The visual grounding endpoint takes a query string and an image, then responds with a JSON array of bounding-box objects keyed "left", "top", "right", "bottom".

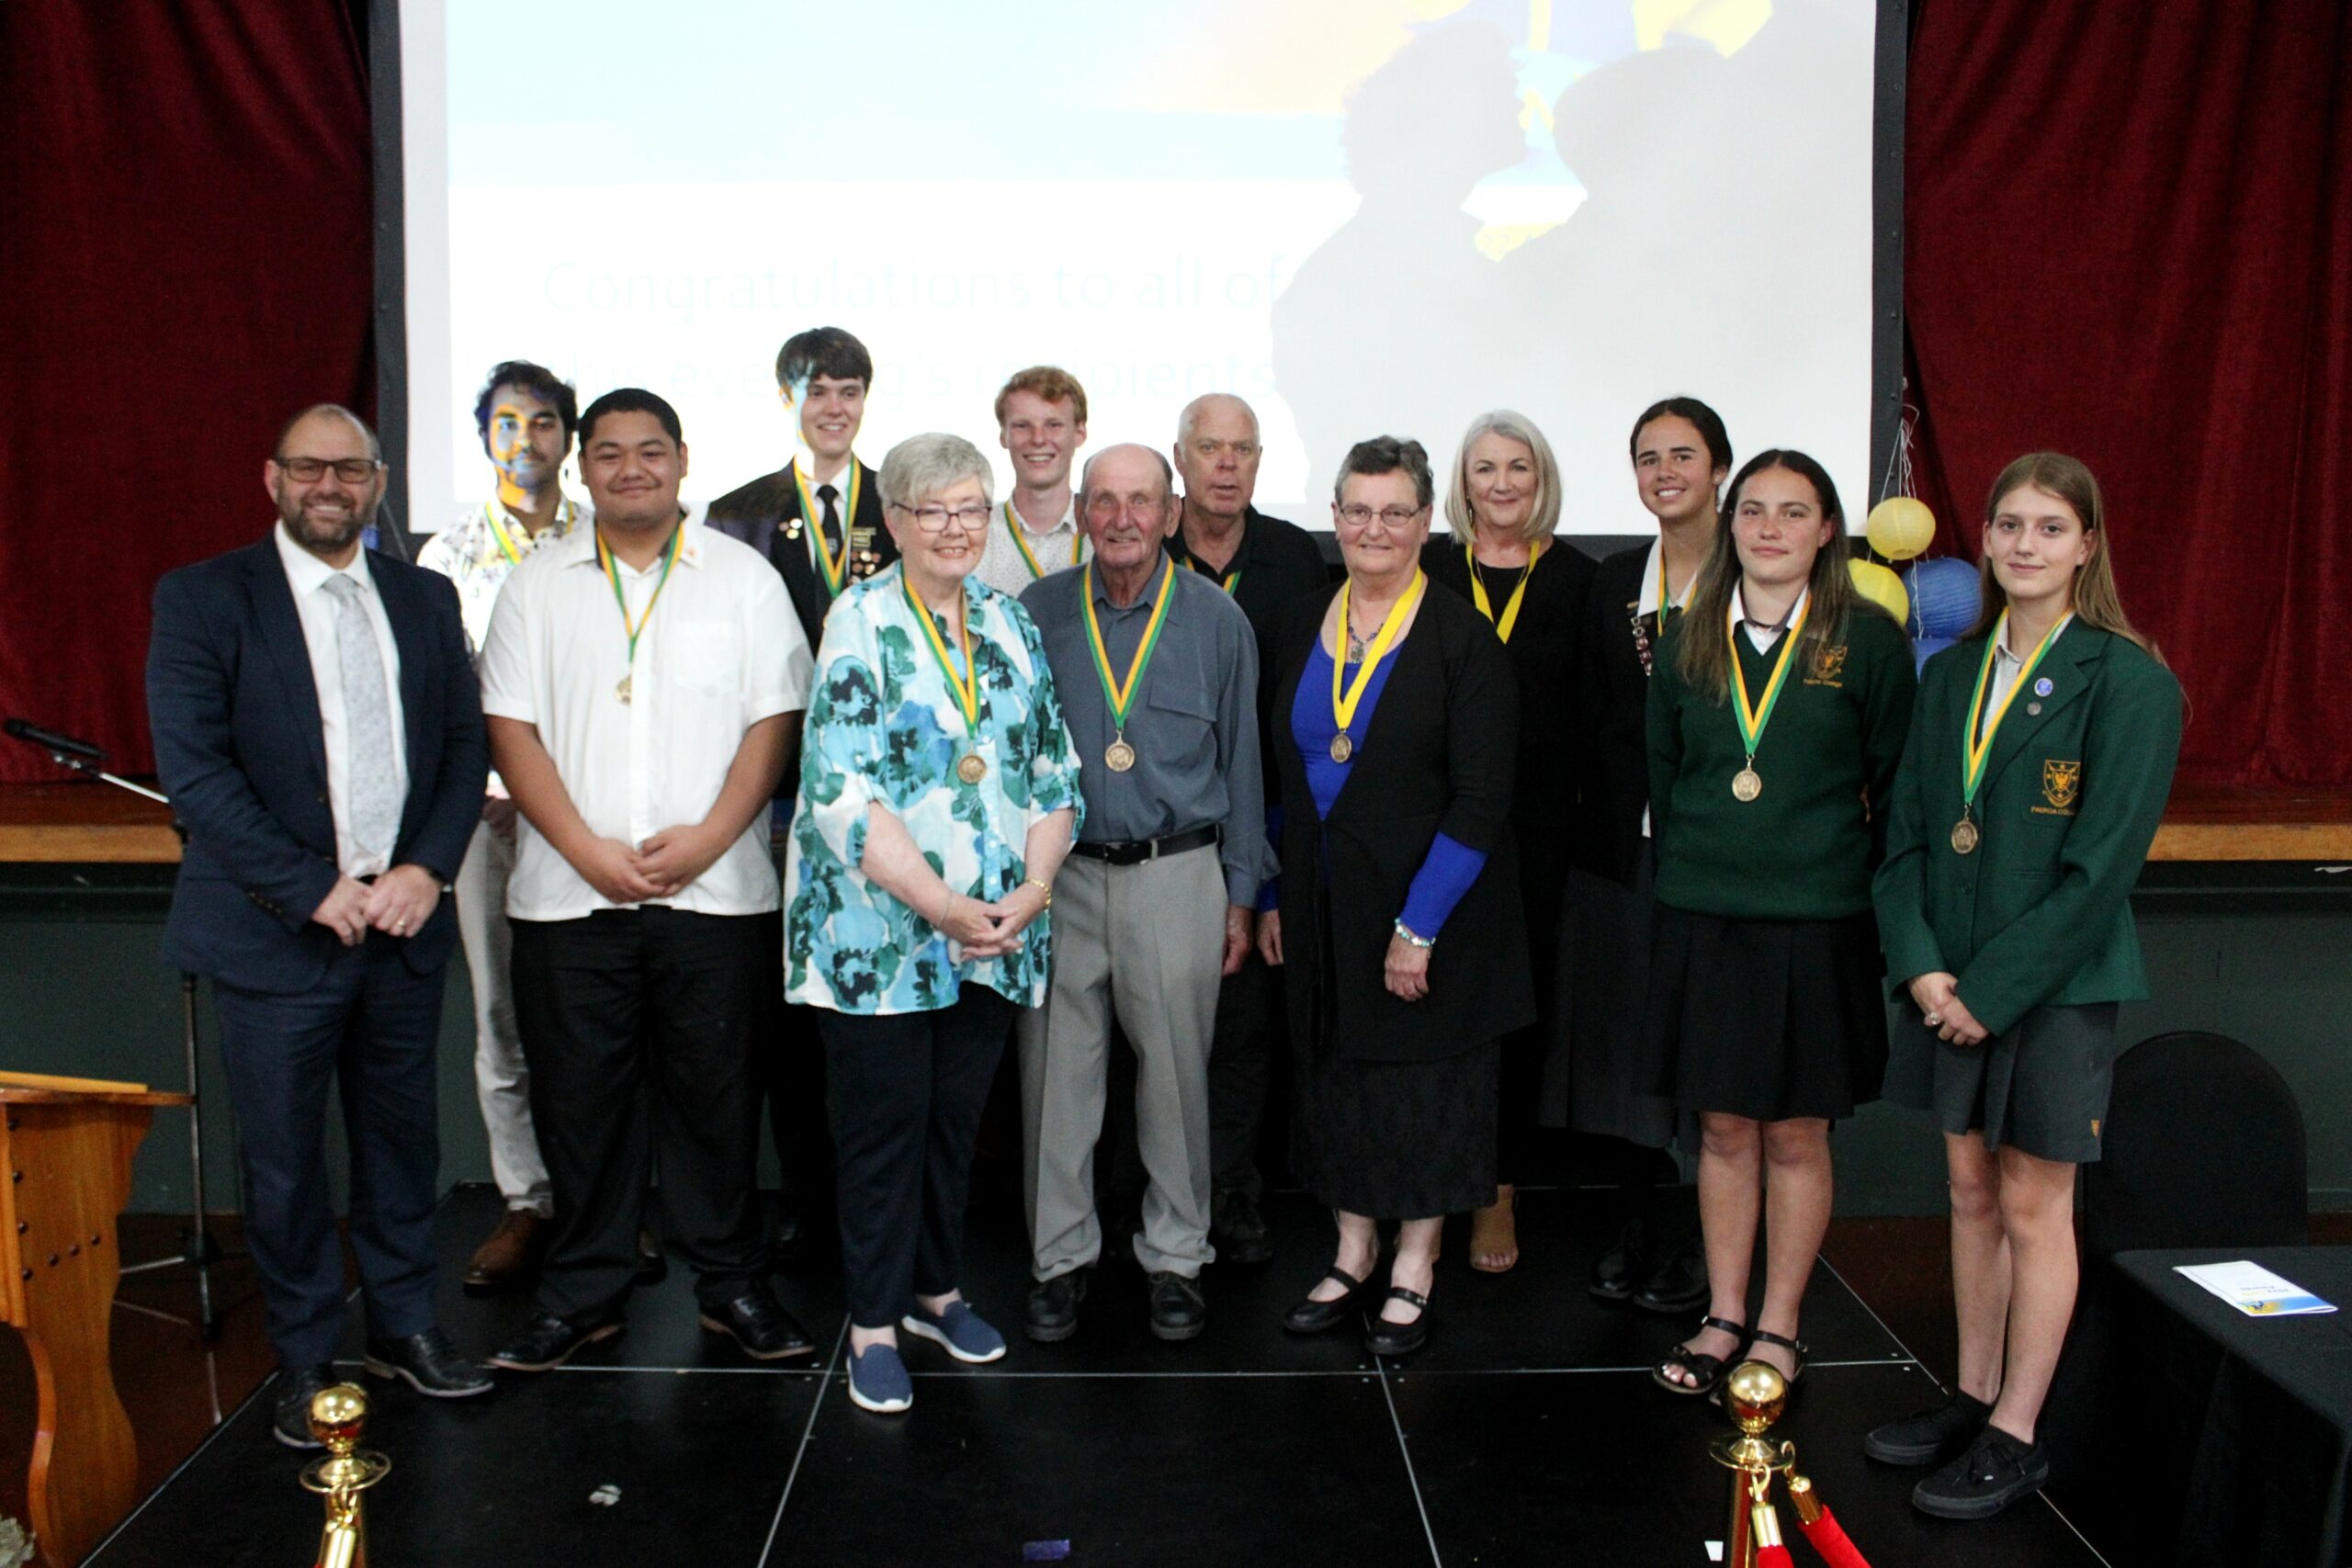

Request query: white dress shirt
[
  {"left": 1979, "top": 612, "right": 2073, "bottom": 738},
  {"left": 478, "top": 514, "right": 813, "bottom": 920},
  {"left": 1730, "top": 581, "right": 1811, "bottom": 653},
  {"left": 973, "top": 495, "right": 1086, "bottom": 599},
  {"left": 274, "top": 524, "right": 409, "bottom": 877}
]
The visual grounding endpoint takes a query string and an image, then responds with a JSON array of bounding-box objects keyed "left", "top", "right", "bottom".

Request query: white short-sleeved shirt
[
  {"left": 274, "top": 524, "right": 409, "bottom": 876},
  {"left": 478, "top": 513, "right": 812, "bottom": 919}
]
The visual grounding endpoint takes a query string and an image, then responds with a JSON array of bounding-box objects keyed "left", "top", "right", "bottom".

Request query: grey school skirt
[{"left": 1882, "top": 1000, "right": 2120, "bottom": 1165}]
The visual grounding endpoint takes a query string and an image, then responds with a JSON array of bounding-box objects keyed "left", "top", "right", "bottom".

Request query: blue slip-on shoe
[
  {"left": 846, "top": 1342, "right": 913, "bottom": 1414},
  {"left": 900, "top": 1299, "right": 1008, "bottom": 1364}
]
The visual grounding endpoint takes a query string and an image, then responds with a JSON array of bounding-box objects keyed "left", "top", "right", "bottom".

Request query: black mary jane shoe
[
  {"left": 1712, "top": 1327, "right": 1808, "bottom": 1406},
  {"left": 1363, "top": 1287, "right": 1430, "bottom": 1358},
  {"left": 1282, "top": 1266, "right": 1371, "bottom": 1334},
  {"left": 1650, "top": 1314, "right": 1751, "bottom": 1397}
]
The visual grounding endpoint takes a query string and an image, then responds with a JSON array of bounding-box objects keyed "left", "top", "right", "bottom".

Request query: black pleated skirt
[
  {"left": 1542, "top": 844, "right": 1680, "bottom": 1146},
  {"left": 1646, "top": 905, "right": 1887, "bottom": 1122}
]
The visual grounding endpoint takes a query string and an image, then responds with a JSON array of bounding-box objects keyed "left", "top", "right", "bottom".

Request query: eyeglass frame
[
  {"left": 888, "top": 500, "right": 993, "bottom": 534},
  {"left": 273, "top": 456, "right": 386, "bottom": 484}
]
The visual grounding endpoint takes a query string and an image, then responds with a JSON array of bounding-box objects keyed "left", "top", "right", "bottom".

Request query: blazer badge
[
  {"left": 1807, "top": 643, "right": 1849, "bottom": 683},
  {"left": 2041, "top": 759, "right": 2082, "bottom": 811}
]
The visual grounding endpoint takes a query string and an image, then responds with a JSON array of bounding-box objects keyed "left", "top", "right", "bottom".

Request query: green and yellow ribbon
[
  {"left": 1004, "top": 502, "right": 1085, "bottom": 579},
  {"left": 1332, "top": 570, "right": 1425, "bottom": 739},
  {"left": 482, "top": 496, "right": 575, "bottom": 567},
  {"left": 1726, "top": 595, "right": 1810, "bottom": 762},
  {"left": 1465, "top": 537, "right": 1546, "bottom": 643},
  {"left": 595, "top": 522, "right": 684, "bottom": 667},
  {"left": 1961, "top": 610, "right": 2069, "bottom": 811},
  {"left": 1186, "top": 555, "right": 1241, "bottom": 593},
  {"left": 1080, "top": 558, "right": 1176, "bottom": 737},
  {"left": 901, "top": 570, "right": 980, "bottom": 739},
  {"left": 791, "top": 460, "right": 862, "bottom": 599}
]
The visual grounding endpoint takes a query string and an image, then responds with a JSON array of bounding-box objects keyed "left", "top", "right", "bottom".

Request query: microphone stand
[{"left": 15, "top": 738, "right": 233, "bottom": 1346}]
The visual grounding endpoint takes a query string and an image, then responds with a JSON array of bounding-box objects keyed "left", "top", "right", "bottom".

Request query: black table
[{"left": 2104, "top": 1247, "right": 2352, "bottom": 1567}]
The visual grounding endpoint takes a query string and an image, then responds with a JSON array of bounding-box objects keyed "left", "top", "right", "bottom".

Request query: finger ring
[{"left": 1922, "top": 1013, "right": 1941, "bottom": 1027}]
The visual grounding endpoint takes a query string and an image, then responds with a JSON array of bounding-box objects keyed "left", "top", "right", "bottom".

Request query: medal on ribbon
[
  {"left": 1953, "top": 611, "right": 2069, "bottom": 853},
  {"left": 1082, "top": 558, "right": 1175, "bottom": 773},
  {"left": 596, "top": 522, "right": 684, "bottom": 705},
  {"left": 1004, "top": 502, "right": 1085, "bottom": 580},
  {"left": 901, "top": 570, "right": 988, "bottom": 783},
  {"left": 1465, "top": 537, "right": 1545, "bottom": 643},
  {"left": 1725, "top": 595, "right": 1809, "bottom": 799},
  {"left": 790, "top": 460, "right": 861, "bottom": 599},
  {"left": 1329, "top": 570, "right": 1425, "bottom": 763}
]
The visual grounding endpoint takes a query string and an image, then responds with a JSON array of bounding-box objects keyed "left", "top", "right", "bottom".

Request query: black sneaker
[
  {"left": 1912, "top": 1426, "right": 2049, "bottom": 1519},
  {"left": 1210, "top": 1190, "right": 1274, "bottom": 1265},
  {"left": 270, "top": 1363, "right": 337, "bottom": 1450},
  {"left": 363, "top": 1326, "right": 493, "bottom": 1397},
  {"left": 487, "top": 1310, "right": 624, "bottom": 1372},
  {"left": 1026, "top": 1269, "right": 1089, "bottom": 1343},
  {"left": 1632, "top": 1230, "right": 1711, "bottom": 1314},
  {"left": 697, "top": 1286, "right": 818, "bottom": 1361},
  {"left": 1147, "top": 1270, "right": 1207, "bottom": 1341},
  {"left": 1588, "top": 1218, "right": 1650, "bottom": 1301},
  {"left": 1864, "top": 1390, "right": 1991, "bottom": 1467}
]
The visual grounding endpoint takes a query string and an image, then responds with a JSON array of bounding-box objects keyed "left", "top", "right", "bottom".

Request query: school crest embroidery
[
  {"left": 2042, "top": 759, "right": 2082, "bottom": 811},
  {"left": 1808, "top": 643, "right": 1849, "bottom": 683}
]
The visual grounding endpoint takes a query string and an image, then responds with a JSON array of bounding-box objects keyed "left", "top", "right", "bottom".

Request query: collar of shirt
[
  {"left": 1728, "top": 580, "right": 1809, "bottom": 650},
  {"left": 486, "top": 492, "right": 584, "bottom": 553},
  {"left": 275, "top": 520, "right": 377, "bottom": 600},
  {"left": 556, "top": 508, "right": 709, "bottom": 574},
  {"left": 793, "top": 455, "right": 857, "bottom": 508},
  {"left": 1089, "top": 560, "right": 1168, "bottom": 615},
  {"left": 1636, "top": 536, "right": 1697, "bottom": 618},
  {"left": 1173, "top": 505, "right": 1252, "bottom": 574},
  {"left": 1009, "top": 494, "right": 1077, "bottom": 542},
  {"left": 1995, "top": 610, "right": 2074, "bottom": 667}
]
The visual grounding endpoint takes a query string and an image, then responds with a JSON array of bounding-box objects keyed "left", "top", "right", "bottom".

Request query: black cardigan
[
  {"left": 1267, "top": 581, "right": 1535, "bottom": 1064},
  {"left": 1571, "top": 543, "right": 1663, "bottom": 885}
]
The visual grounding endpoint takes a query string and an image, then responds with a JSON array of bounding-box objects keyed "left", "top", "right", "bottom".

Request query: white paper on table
[{"left": 2174, "top": 1260, "right": 2338, "bottom": 1317}]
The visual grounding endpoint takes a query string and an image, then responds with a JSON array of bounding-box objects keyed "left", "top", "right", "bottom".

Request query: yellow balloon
[
  {"left": 1865, "top": 495, "right": 1936, "bottom": 562},
  {"left": 1849, "top": 558, "right": 1910, "bottom": 624}
]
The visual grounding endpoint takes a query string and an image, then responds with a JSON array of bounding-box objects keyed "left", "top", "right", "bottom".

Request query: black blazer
[
  {"left": 1572, "top": 543, "right": 1668, "bottom": 885},
  {"left": 705, "top": 457, "right": 896, "bottom": 654},
  {"left": 146, "top": 536, "right": 488, "bottom": 994},
  {"left": 1268, "top": 582, "right": 1533, "bottom": 1063}
]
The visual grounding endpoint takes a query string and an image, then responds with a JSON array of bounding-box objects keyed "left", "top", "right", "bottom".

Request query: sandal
[
  {"left": 1467, "top": 1186, "right": 1520, "bottom": 1274},
  {"left": 1651, "top": 1314, "right": 1750, "bottom": 1397}
]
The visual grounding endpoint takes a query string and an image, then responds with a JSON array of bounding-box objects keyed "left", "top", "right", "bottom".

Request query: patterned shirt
[
  {"left": 786, "top": 564, "right": 1085, "bottom": 1014},
  {"left": 418, "top": 495, "right": 588, "bottom": 659}
]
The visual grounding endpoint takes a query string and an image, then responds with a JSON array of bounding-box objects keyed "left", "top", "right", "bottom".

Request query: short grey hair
[
  {"left": 1333, "top": 434, "right": 1433, "bottom": 511},
  {"left": 878, "top": 432, "right": 993, "bottom": 511},
  {"left": 1077, "top": 444, "right": 1175, "bottom": 502},
  {"left": 1443, "top": 409, "right": 1562, "bottom": 547},
  {"left": 1175, "top": 392, "right": 1260, "bottom": 449}
]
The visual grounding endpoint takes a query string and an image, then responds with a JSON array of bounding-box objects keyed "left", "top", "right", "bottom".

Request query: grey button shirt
[{"left": 1021, "top": 561, "right": 1271, "bottom": 908}]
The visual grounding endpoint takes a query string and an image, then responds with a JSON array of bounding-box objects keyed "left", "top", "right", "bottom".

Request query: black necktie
[{"left": 816, "top": 483, "right": 844, "bottom": 561}]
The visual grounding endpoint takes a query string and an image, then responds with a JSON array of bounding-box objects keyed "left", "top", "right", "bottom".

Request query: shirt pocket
[
  {"left": 1145, "top": 675, "right": 1218, "bottom": 774},
  {"left": 667, "top": 621, "right": 743, "bottom": 696}
]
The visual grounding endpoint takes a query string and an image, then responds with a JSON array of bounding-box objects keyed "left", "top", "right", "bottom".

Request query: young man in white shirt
[
  {"left": 972, "top": 366, "right": 1090, "bottom": 598},
  {"left": 477, "top": 388, "right": 818, "bottom": 1370}
]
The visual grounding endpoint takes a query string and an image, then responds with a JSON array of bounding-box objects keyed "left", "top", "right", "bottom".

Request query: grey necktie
[{"left": 322, "top": 574, "right": 400, "bottom": 865}]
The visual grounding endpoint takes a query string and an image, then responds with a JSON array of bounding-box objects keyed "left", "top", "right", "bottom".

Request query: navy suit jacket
[{"left": 147, "top": 535, "right": 489, "bottom": 993}]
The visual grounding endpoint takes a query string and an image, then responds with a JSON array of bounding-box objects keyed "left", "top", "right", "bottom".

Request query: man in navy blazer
[{"left": 147, "top": 405, "right": 495, "bottom": 1449}]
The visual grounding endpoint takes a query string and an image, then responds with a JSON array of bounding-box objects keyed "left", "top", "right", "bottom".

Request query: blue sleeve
[{"left": 1397, "top": 830, "right": 1487, "bottom": 940}]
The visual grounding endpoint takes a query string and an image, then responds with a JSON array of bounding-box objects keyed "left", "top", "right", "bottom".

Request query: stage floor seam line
[
  {"left": 1377, "top": 1353, "right": 1446, "bottom": 1568},
  {"left": 756, "top": 1315, "right": 849, "bottom": 1568}
]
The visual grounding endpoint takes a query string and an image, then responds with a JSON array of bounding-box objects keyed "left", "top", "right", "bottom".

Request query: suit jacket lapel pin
[{"left": 2033, "top": 675, "right": 2054, "bottom": 696}]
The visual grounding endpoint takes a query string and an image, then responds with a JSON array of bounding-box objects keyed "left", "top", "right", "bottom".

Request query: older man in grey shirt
[{"left": 1016, "top": 443, "right": 1267, "bottom": 1344}]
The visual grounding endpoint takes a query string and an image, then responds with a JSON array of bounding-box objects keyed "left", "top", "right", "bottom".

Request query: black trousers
[
  {"left": 818, "top": 984, "right": 1015, "bottom": 1329},
  {"left": 511, "top": 908, "right": 770, "bottom": 1320},
  {"left": 212, "top": 935, "right": 445, "bottom": 1369},
  {"left": 1206, "top": 949, "right": 1284, "bottom": 1201}
]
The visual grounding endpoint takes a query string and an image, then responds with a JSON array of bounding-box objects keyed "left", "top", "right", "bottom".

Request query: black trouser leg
[{"left": 1206, "top": 950, "right": 1280, "bottom": 1201}]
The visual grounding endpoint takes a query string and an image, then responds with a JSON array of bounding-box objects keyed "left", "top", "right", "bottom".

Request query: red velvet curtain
[
  {"left": 0, "top": 1, "right": 373, "bottom": 783},
  {"left": 1906, "top": 0, "right": 2352, "bottom": 787}
]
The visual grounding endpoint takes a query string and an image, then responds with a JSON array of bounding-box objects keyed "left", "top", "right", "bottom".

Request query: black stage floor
[{"left": 87, "top": 1186, "right": 2110, "bottom": 1566}]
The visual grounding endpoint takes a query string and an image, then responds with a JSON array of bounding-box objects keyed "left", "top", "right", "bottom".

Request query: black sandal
[
  {"left": 1711, "top": 1327, "right": 1810, "bottom": 1404},
  {"left": 1364, "top": 1287, "right": 1430, "bottom": 1358},
  {"left": 1651, "top": 1314, "right": 1750, "bottom": 1397},
  {"left": 1283, "top": 1267, "right": 1371, "bottom": 1335}
]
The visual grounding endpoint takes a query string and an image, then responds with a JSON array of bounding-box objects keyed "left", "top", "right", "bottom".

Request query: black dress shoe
[
  {"left": 1282, "top": 1266, "right": 1369, "bottom": 1334},
  {"left": 698, "top": 1286, "right": 818, "bottom": 1361},
  {"left": 771, "top": 1204, "right": 809, "bottom": 1269},
  {"left": 363, "top": 1326, "right": 492, "bottom": 1397},
  {"left": 1589, "top": 1218, "right": 1651, "bottom": 1301},
  {"left": 1210, "top": 1190, "right": 1274, "bottom": 1265},
  {"left": 1911, "top": 1427, "right": 2049, "bottom": 1519},
  {"left": 1364, "top": 1286, "right": 1430, "bottom": 1358},
  {"left": 488, "top": 1310, "right": 624, "bottom": 1372},
  {"left": 1147, "top": 1270, "right": 1207, "bottom": 1341},
  {"left": 1865, "top": 1390, "right": 1992, "bottom": 1467},
  {"left": 271, "top": 1363, "right": 337, "bottom": 1450},
  {"left": 1632, "top": 1230, "right": 1710, "bottom": 1314},
  {"left": 1025, "top": 1269, "right": 1089, "bottom": 1343}
]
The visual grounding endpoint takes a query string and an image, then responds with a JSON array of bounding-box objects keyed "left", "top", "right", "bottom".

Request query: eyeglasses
[
  {"left": 275, "top": 457, "right": 382, "bottom": 483},
  {"left": 894, "top": 502, "right": 991, "bottom": 534},
  {"left": 1335, "top": 504, "right": 1426, "bottom": 527}
]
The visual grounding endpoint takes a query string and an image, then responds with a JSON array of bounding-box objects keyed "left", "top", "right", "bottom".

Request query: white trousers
[{"left": 454, "top": 817, "right": 553, "bottom": 1215}]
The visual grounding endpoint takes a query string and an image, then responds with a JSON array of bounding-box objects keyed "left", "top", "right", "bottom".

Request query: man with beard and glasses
[{"left": 147, "top": 404, "right": 494, "bottom": 1450}]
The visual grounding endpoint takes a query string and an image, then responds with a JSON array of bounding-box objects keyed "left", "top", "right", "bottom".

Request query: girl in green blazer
[{"left": 1866, "top": 452, "right": 2182, "bottom": 1521}]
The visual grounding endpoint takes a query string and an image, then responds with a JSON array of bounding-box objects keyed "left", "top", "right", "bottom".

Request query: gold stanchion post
[
  {"left": 1708, "top": 1361, "right": 1794, "bottom": 1568},
  {"left": 300, "top": 1384, "right": 390, "bottom": 1568}
]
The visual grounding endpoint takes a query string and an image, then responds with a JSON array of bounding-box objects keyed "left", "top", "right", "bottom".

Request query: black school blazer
[{"left": 1267, "top": 581, "right": 1534, "bottom": 1064}]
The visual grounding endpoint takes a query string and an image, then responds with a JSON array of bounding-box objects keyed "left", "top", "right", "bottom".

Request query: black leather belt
[{"left": 1069, "top": 825, "right": 1220, "bottom": 866}]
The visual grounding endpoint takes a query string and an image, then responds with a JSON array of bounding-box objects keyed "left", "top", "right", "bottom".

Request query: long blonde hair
[
  {"left": 1676, "top": 449, "right": 1867, "bottom": 703},
  {"left": 1968, "top": 452, "right": 2162, "bottom": 662}
]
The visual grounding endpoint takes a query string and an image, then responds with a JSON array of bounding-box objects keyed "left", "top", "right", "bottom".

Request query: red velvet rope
[
  {"left": 1758, "top": 1546, "right": 1796, "bottom": 1568},
  {"left": 1794, "top": 1506, "right": 1871, "bottom": 1568}
]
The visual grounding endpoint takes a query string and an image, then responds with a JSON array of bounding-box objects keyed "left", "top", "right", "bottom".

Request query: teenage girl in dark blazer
[
  {"left": 1645, "top": 450, "right": 1916, "bottom": 1400},
  {"left": 1865, "top": 453, "right": 2181, "bottom": 1520}
]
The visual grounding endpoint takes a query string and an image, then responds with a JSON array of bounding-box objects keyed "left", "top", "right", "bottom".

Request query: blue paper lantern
[{"left": 1905, "top": 557, "right": 1981, "bottom": 641}]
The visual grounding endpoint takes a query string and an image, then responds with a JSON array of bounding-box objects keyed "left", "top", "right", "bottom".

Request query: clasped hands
[
  {"left": 939, "top": 881, "right": 1050, "bottom": 958},
  {"left": 310, "top": 864, "right": 442, "bottom": 947},
  {"left": 575, "top": 824, "right": 729, "bottom": 907},
  {"left": 1907, "top": 970, "right": 1988, "bottom": 1046}
]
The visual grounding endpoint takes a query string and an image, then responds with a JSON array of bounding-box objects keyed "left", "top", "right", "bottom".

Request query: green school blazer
[{"left": 1871, "top": 622, "right": 2183, "bottom": 1038}]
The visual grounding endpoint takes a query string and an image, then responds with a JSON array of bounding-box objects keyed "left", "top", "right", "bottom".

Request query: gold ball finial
[
  {"left": 1721, "top": 1359, "right": 1788, "bottom": 1436},
  {"left": 308, "top": 1383, "right": 369, "bottom": 1453}
]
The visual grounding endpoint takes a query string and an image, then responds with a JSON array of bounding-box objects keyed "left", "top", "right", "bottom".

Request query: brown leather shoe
[{"left": 463, "top": 1208, "right": 546, "bottom": 1296}]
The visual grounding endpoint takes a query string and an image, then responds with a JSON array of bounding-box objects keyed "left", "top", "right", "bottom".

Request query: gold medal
[
  {"left": 1725, "top": 597, "right": 1808, "bottom": 802},
  {"left": 1732, "top": 766, "right": 1762, "bottom": 802},
  {"left": 956, "top": 753, "right": 988, "bottom": 784},
  {"left": 1080, "top": 558, "right": 1176, "bottom": 777},
  {"left": 616, "top": 673, "right": 632, "bottom": 705},
  {"left": 1105, "top": 738, "right": 1136, "bottom": 773},
  {"left": 1328, "top": 571, "right": 1425, "bottom": 771},
  {"left": 1951, "top": 817, "right": 1980, "bottom": 855},
  {"left": 1329, "top": 733, "right": 1354, "bottom": 763}
]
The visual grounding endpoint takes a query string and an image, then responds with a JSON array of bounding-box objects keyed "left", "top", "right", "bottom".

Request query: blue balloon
[
  {"left": 1904, "top": 557, "right": 1982, "bottom": 641},
  {"left": 1912, "top": 634, "right": 1959, "bottom": 675}
]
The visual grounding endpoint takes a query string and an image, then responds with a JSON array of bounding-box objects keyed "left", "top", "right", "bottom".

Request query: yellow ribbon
[
  {"left": 1726, "top": 594, "right": 1810, "bottom": 761},
  {"left": 900, "top": 570, "right": 979, "bottom": 736},
  {"left": 1003, "top": 501, "right": 1084, "bottom": 579},
  {"left": 791, "top": 460, "right": 861, "bottom": 598},
  {"left": 1332, "top": 570, "right": 1426, "bottom": 740},
  {"left": 1465, "top": 537, "right": 1545, "bottom": 643},
  {"left": 1962, "top": 611, "right": 2070, "bottom": 807}
]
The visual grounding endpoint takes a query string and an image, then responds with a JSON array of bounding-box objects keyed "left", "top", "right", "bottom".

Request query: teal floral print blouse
[{"left": 786, "top": 564, "right": 1083, "bottom": 1014}]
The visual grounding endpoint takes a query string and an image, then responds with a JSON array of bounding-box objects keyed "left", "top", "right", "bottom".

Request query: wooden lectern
[{"left": 0, "top": 1072, "right": 190, "bottom": 1568}]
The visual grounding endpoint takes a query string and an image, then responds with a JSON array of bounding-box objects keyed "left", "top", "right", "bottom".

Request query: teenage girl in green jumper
[
  {"left": 1865, "top": 452, "right": 2181, "bottom": 1519},
  {"left": 1645, "top": 450, "right": 1915, "bottom": 1398}
]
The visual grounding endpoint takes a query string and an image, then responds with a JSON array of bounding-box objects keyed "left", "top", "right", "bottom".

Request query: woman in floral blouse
[{"left": 786, "top": 432, "right": 1083, "bottom": 1415}]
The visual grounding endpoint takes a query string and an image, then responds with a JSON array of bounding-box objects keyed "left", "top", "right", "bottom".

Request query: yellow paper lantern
[
  {"left": 1849, "top": 558, "right": 1910, "bottom": 624},
  {"left": 1865, "top": 495, "right": 1936, "bottom": 562}
]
